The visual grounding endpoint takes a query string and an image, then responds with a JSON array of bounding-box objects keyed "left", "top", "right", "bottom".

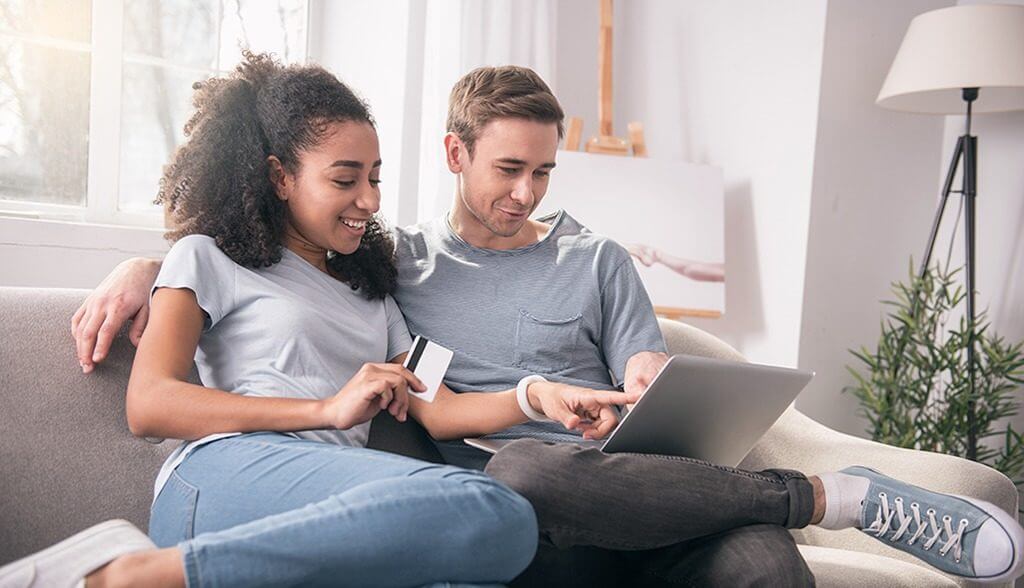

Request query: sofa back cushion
[
  {"left": 0, "top": 288, "right": 738, "bottom": 564},
  {"left": 0, "top": 287, "right": 440, "bottom": 563}
]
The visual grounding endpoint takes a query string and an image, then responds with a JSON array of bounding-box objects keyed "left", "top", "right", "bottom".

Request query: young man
[{"left": 71, "top": 66, "right": 1023, "bottom": 586}]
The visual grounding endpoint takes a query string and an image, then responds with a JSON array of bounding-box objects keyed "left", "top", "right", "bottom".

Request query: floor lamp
[{"left": 876, "top": 4, "right": 1024, "bottom": 459}]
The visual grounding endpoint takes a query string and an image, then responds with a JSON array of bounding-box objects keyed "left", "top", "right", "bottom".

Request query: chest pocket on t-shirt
[{"left": 513, "top": 310, "right": 582, "bottom": 373}]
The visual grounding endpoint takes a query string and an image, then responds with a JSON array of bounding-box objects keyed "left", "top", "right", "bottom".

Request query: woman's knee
[
  {"left": 446, "top": 470, "right": 539, "bottom": 580},
  {"left": 488, "top": 484, "right": 539, "bottom": 579}
]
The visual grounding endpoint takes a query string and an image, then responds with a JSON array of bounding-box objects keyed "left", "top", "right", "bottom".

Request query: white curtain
[
  {"left": 406, "top": 0, "right": 558, "bottom": 225},
  {"left": 310, "top": 0, "right": 558, "bottom": 227}
]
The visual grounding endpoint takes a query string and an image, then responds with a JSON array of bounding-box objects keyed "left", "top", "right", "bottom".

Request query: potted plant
[{"left": 846, "top": 261, "right": 1024, "bottom": 487}]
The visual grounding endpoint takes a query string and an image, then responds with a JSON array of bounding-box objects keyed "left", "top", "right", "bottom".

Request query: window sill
[{"left": 0, "top": 216, "right": 168, "bottom": 253}]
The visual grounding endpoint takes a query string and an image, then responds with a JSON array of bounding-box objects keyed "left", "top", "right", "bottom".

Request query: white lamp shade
[{"left": 877, "top": 3, "right": 1024, "bottom": 114}]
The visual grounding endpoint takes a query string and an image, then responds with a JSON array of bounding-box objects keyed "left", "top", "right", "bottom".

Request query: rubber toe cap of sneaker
[
  {"left": 0, "top": 563, "right": 36, "bottom": 588},
  {"left": 974, "top": 517, "right": 1023, "bottom": 580}
]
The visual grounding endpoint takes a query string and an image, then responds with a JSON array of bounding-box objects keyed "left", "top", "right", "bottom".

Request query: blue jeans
[{"left": 149, "top": 432, "right": 537, "bottom": 588}]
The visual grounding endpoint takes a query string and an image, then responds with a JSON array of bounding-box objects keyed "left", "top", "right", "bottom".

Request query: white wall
[
  {"left": 797, "top": 0, "right": 1024, "bottom": 438},
  {"left": 796, "top": 0, "right": 954, "bottom": 436},
  {"left": 956, "top": 104, "right": 1024, "bottom": 444},
  {"left": 934, "top": 0, "right": 1024, "bottom": 441},
  {"left": 556, "top": 0, "right": 828, "bottom": 368},
  {"left": 5, "top": 3, "right": 1020, "bottom": 446},
  {"left": 308, "top": 0, "right": 418, "bottom": 226},
  {"left": 415, "top": 0, "right": 558, "bottom": 222},
  {"left": 310, "top": 0, "right": 559, "bottom": 226},
  {"left": 946, "top": 105, "right": 1024, "bottom": 362}
]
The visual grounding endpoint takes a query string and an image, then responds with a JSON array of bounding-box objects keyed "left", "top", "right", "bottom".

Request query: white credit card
[{"left": 402, "top": 336, "right": 453, "bottom": 403}]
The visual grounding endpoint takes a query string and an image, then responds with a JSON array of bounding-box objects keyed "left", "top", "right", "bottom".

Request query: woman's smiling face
[{"left": 273, "top": 120, "right": 382, "bottom": 258}]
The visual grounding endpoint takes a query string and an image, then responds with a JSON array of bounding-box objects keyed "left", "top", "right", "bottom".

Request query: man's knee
[
  {"left": 633, "top": 524, "right": 813, "bottom": 587},
  {"left": 692, "top": 524, "right": 814, "bottom": 587},
  {"left": 741, "top": 539, "right": 813, "bottom": 587},
  {"left": 484, "top": 439, "right": 579, "bottom": 507}
]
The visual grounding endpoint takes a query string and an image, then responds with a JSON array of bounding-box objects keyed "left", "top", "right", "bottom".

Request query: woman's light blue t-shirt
[{"left": 148, "top": 235, "right": 412, "bottom": 501}]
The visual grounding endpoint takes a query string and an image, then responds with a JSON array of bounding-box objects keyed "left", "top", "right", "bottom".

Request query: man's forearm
[{"left": 136, "top": 257, "right": 164, "bottom": 282}]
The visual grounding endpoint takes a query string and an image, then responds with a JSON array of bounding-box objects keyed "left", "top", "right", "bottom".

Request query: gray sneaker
[
  {"left": 0, "top": 519, "right": 155, "bottom": 588},
  {"left": 843, "top": 466, "right": 1024, "bottom": 583}
]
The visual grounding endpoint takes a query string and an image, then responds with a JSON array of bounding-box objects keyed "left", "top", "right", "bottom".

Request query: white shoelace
[{"left": 865, "top": 492, "right": 971, "bottom": 562}]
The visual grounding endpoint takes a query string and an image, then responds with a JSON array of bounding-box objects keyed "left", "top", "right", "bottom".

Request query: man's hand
[
  {"left": 623, "top": 351, "right": 670, "bottom": 400},
  {"left": 526, "top": 382, "right": 639, "bottom": 440},
  {"left": 72, "top": 257, "right": 162, "bottom": 373}
]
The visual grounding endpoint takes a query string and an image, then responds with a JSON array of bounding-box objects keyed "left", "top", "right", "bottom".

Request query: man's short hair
[{"left": 447, "top": 65, "right": 565, "bottom": 156}]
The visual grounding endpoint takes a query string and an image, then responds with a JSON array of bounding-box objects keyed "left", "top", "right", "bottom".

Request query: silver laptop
[{"left": 465, "top": 355, "right": 814, "bottom": 467}]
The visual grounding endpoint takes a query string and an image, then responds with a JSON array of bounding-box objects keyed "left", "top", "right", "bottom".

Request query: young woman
[{"left": 0, "top": 53, "right": 634, "bottom": 588}]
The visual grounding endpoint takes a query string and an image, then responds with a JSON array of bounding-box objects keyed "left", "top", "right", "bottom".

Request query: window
[
  {"left": 0, "top": 1, "right": 92, "bottom": 208},
  {"left": 0, "top": 0, "right": 307, "bottom": 227}
]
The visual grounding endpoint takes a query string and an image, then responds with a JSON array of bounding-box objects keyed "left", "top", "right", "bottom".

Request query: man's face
[{"left": 447, "top": 118, "right": 559, "bottom": 241}]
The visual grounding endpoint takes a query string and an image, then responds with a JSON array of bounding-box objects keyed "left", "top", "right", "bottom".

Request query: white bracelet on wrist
[{"left": 516, "top": 375, "right": 549, "bottom": 422}]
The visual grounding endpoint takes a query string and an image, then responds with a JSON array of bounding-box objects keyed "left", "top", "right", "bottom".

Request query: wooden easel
[
  {"left": 561, "top": 0, "right": 722, "bottom": 321},
  {"left": 562, "top": 0, "right": 646, "bottom": 158}
]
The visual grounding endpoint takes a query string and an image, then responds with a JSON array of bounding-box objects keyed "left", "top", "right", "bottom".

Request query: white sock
[{"left": 816, "top": 472, "right": 871, "bottom": 530}]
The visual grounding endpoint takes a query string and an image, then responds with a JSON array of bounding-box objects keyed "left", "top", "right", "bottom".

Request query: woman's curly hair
[{"left": 157, "top": 51, "right": 396, "bottom": 299}]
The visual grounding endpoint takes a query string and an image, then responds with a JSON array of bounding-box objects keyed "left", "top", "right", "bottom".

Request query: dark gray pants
[{"left": 483, "top": 439, "right": 817, "bottom": 587}]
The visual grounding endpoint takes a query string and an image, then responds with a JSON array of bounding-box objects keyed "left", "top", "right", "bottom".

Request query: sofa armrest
[
  {"left": 741, "top": 407, "right": 1017, "bottom": 587},
  {"left": 798, "top": 544, "right": 957, "bottom": 587},
  {"left": 657, "top": 318, "right": 745, "bottom": 362},
  {"left": 658, "top": 317, "right": 1018, "bottom": 587}
]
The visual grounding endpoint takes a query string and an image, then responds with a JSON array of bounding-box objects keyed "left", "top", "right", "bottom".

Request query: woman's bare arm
[
  {"left": 125, "top": 287, "right": 329, "bottom": 440},
  {"left": 390, "top": 353, "right": 634, "bottom": 441},
  {"left": 411, "top": 386, "right": 527, "bottom": 441}
]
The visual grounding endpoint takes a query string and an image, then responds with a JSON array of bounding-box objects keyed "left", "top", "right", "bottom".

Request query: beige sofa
[{"left": 0, "top": 287, "right": 1016, "bottom": 586}]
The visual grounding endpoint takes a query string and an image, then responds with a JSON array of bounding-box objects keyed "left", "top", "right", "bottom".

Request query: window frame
[{"left": 0, "top": 0, "right": 310, "bottom": 228}]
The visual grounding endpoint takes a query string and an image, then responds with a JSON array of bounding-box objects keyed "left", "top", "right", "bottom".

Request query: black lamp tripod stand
[{"left": 914, "top": 87, "right": 980, "bottom": 459}]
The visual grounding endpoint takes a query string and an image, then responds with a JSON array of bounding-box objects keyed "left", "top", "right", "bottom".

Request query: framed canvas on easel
[{"left": 545, "top": 0, "right": 726, "bottom": 320}]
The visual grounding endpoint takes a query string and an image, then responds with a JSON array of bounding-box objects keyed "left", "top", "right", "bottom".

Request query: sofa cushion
[
  {"left": 1, "top": 288, "right": 175, "bottom": 561},
  {"left": 0, "top": 287, "right": 440, "bottom": 563}
]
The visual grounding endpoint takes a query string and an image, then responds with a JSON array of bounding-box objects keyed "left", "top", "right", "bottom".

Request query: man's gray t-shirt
[
  {"left": 149, "top": 234, "right": 412, "bottom": 500},
  {"left": 393, "top": 210, "right": 666, "bottom": 447}
]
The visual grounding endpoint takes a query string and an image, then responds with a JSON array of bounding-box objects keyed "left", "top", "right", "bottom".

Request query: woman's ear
[{"left": 267, "top": 155, "right": 290, "bottom": 200}]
